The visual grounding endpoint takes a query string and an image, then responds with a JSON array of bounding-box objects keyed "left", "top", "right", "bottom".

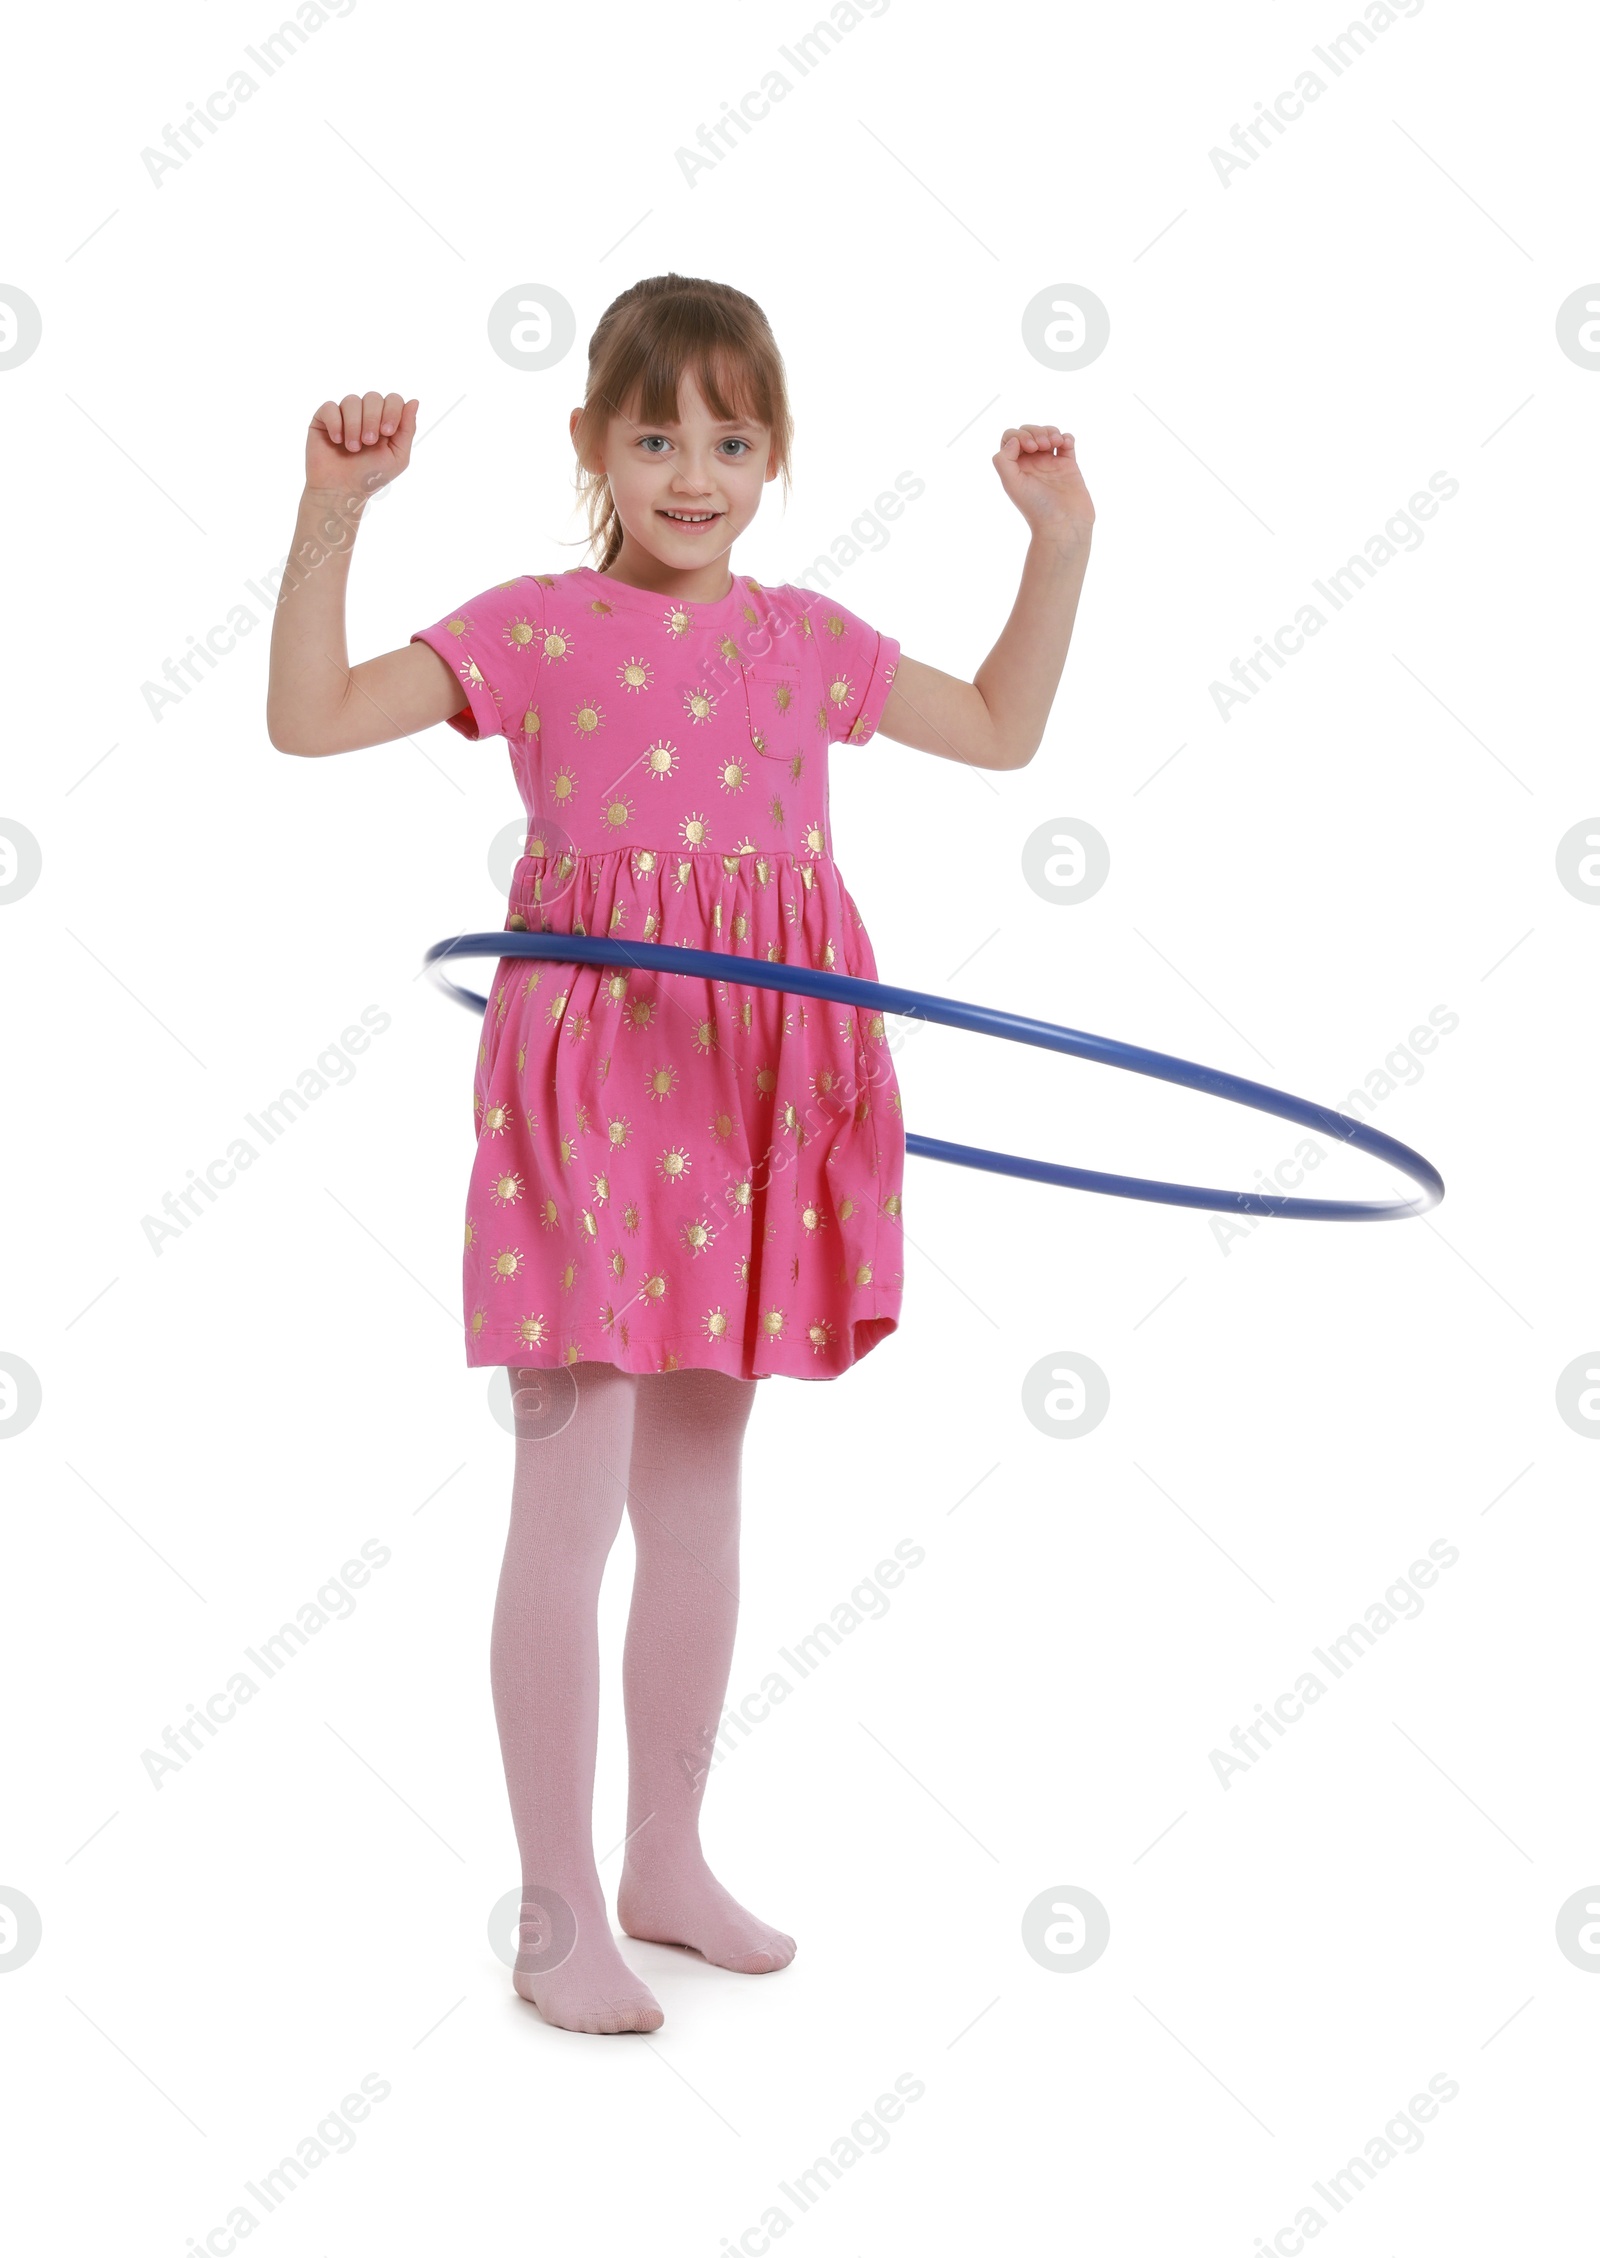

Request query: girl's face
[{"left": 573, "top": 365, "right": 778, "bottom": 576}]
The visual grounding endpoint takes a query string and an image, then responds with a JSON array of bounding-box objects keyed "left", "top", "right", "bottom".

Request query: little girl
[{"left": 265, "top": 272, "right": 1094, "bottom": 2036}]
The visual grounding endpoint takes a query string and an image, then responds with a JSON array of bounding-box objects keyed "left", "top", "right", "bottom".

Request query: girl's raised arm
[
  {"left": 265, "top": 390, "right": 469, "bottom": 757},
  {"left": 878, "top": 424, "right": 1094, "bottom": 773}
]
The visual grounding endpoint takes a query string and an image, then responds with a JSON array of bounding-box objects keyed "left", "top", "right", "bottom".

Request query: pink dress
[{"left": 411, "top": 564, "right": 907, "bottom": 1383}]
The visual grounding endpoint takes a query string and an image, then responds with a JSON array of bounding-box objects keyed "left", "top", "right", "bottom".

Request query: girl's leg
[
  {"left": 616, "top": 1367, "right": 796, "bottom": 1974},
  {"left": 490, "top": 1358, "right": 664, "bottom": 2035}
]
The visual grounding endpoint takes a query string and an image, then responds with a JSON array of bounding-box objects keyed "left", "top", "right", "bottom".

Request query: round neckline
[{"left": 570, "top": 564, "right": 754, "bottom": 619}]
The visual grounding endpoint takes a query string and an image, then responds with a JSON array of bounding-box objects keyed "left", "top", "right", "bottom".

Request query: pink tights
[{"left": 490, "top": 1359, "right": 795, "bottom": 2035}]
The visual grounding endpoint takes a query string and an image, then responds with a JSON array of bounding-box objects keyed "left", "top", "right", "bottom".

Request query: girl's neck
[{"left": 596, "top": 535, "right": 738, "bottom": 607}]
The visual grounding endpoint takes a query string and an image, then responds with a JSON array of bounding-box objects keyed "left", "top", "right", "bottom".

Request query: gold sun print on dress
[
  {"left": 601, "top": 792, "right": 636, "bottom": 833},
  {"left": 488, "top": 1168, "right": 526, "bottom": 1209},
  {"left": 717, "top": 758, "right": 749, "bottom": 795},
  {"left": 571, "top": 696, "right": 605, "bottom": 736},
  {"left": 503, "top": 615, "right": 537, "bottom": 653},
  {"left": 646, "top": 1063, "right": 681, "bottom": 1103},
  {"left": 540, "top": 622, "right": 574, "bottom": 662},
  {"left": 824, "top": 669, "right": 857, "bottom": 723},
  {"left": 807, "top": 1062, "right": 854, "bottom": 1114},
  {"left": 617, "top": 655, "right": 653, "bottom": 692},
  {"left": 656, "top": 1145, "right": 692, "bottom": 1186},
  {"left": 644, "top": 739, "right": 678, "bottom": 781},
  {"left": 777, "top": 1096, "right": 811, "bottom": 1146},
  {"left": 683, "top": 685, "right": 718, "bottom": 725},
  {"left": 678, "top": 811, "right": 712, "bottom": 849}
]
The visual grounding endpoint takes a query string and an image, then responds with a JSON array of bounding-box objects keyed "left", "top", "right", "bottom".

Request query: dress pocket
[{"left": 741, "top": 660, "right": 807, "bottom": 761}]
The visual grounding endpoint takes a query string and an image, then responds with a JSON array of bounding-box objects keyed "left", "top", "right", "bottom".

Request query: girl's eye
[{"left": 720, "top": 438, "right": 751, "bottom": 457}]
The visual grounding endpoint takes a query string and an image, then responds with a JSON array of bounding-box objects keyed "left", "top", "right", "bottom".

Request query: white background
[{"left": 3, "top": 0, "right": 1597, "bottom": 2251}]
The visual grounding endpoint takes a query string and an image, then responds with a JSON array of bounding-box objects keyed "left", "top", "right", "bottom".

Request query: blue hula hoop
[{"left": 423, "top": 931, "right": 1444, "bottom": 1224}]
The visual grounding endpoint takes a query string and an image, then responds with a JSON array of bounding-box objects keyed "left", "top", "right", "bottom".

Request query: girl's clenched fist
[{"left": 305, "top": 390, "right": 419, "bottom": 497}]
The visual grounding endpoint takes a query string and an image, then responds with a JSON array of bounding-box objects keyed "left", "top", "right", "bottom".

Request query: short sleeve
[
  {"left": 410, "top": 576, "right": 544, "bottom": 742},
  {"left": 805, "top": 595, "right": 901, "bottom": 746}
]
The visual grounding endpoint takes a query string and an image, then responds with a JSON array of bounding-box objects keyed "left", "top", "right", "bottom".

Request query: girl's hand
[
  {"left": 991, "top": 424, "right": 1095, "bottom": 548},
  {"left": 304, "top": 390, "right": 419, "bottom": 498}
]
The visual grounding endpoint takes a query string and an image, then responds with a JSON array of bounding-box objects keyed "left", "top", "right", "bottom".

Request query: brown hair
[{"left": 568, "top": 273, "right": 794, "bottom": 570}]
